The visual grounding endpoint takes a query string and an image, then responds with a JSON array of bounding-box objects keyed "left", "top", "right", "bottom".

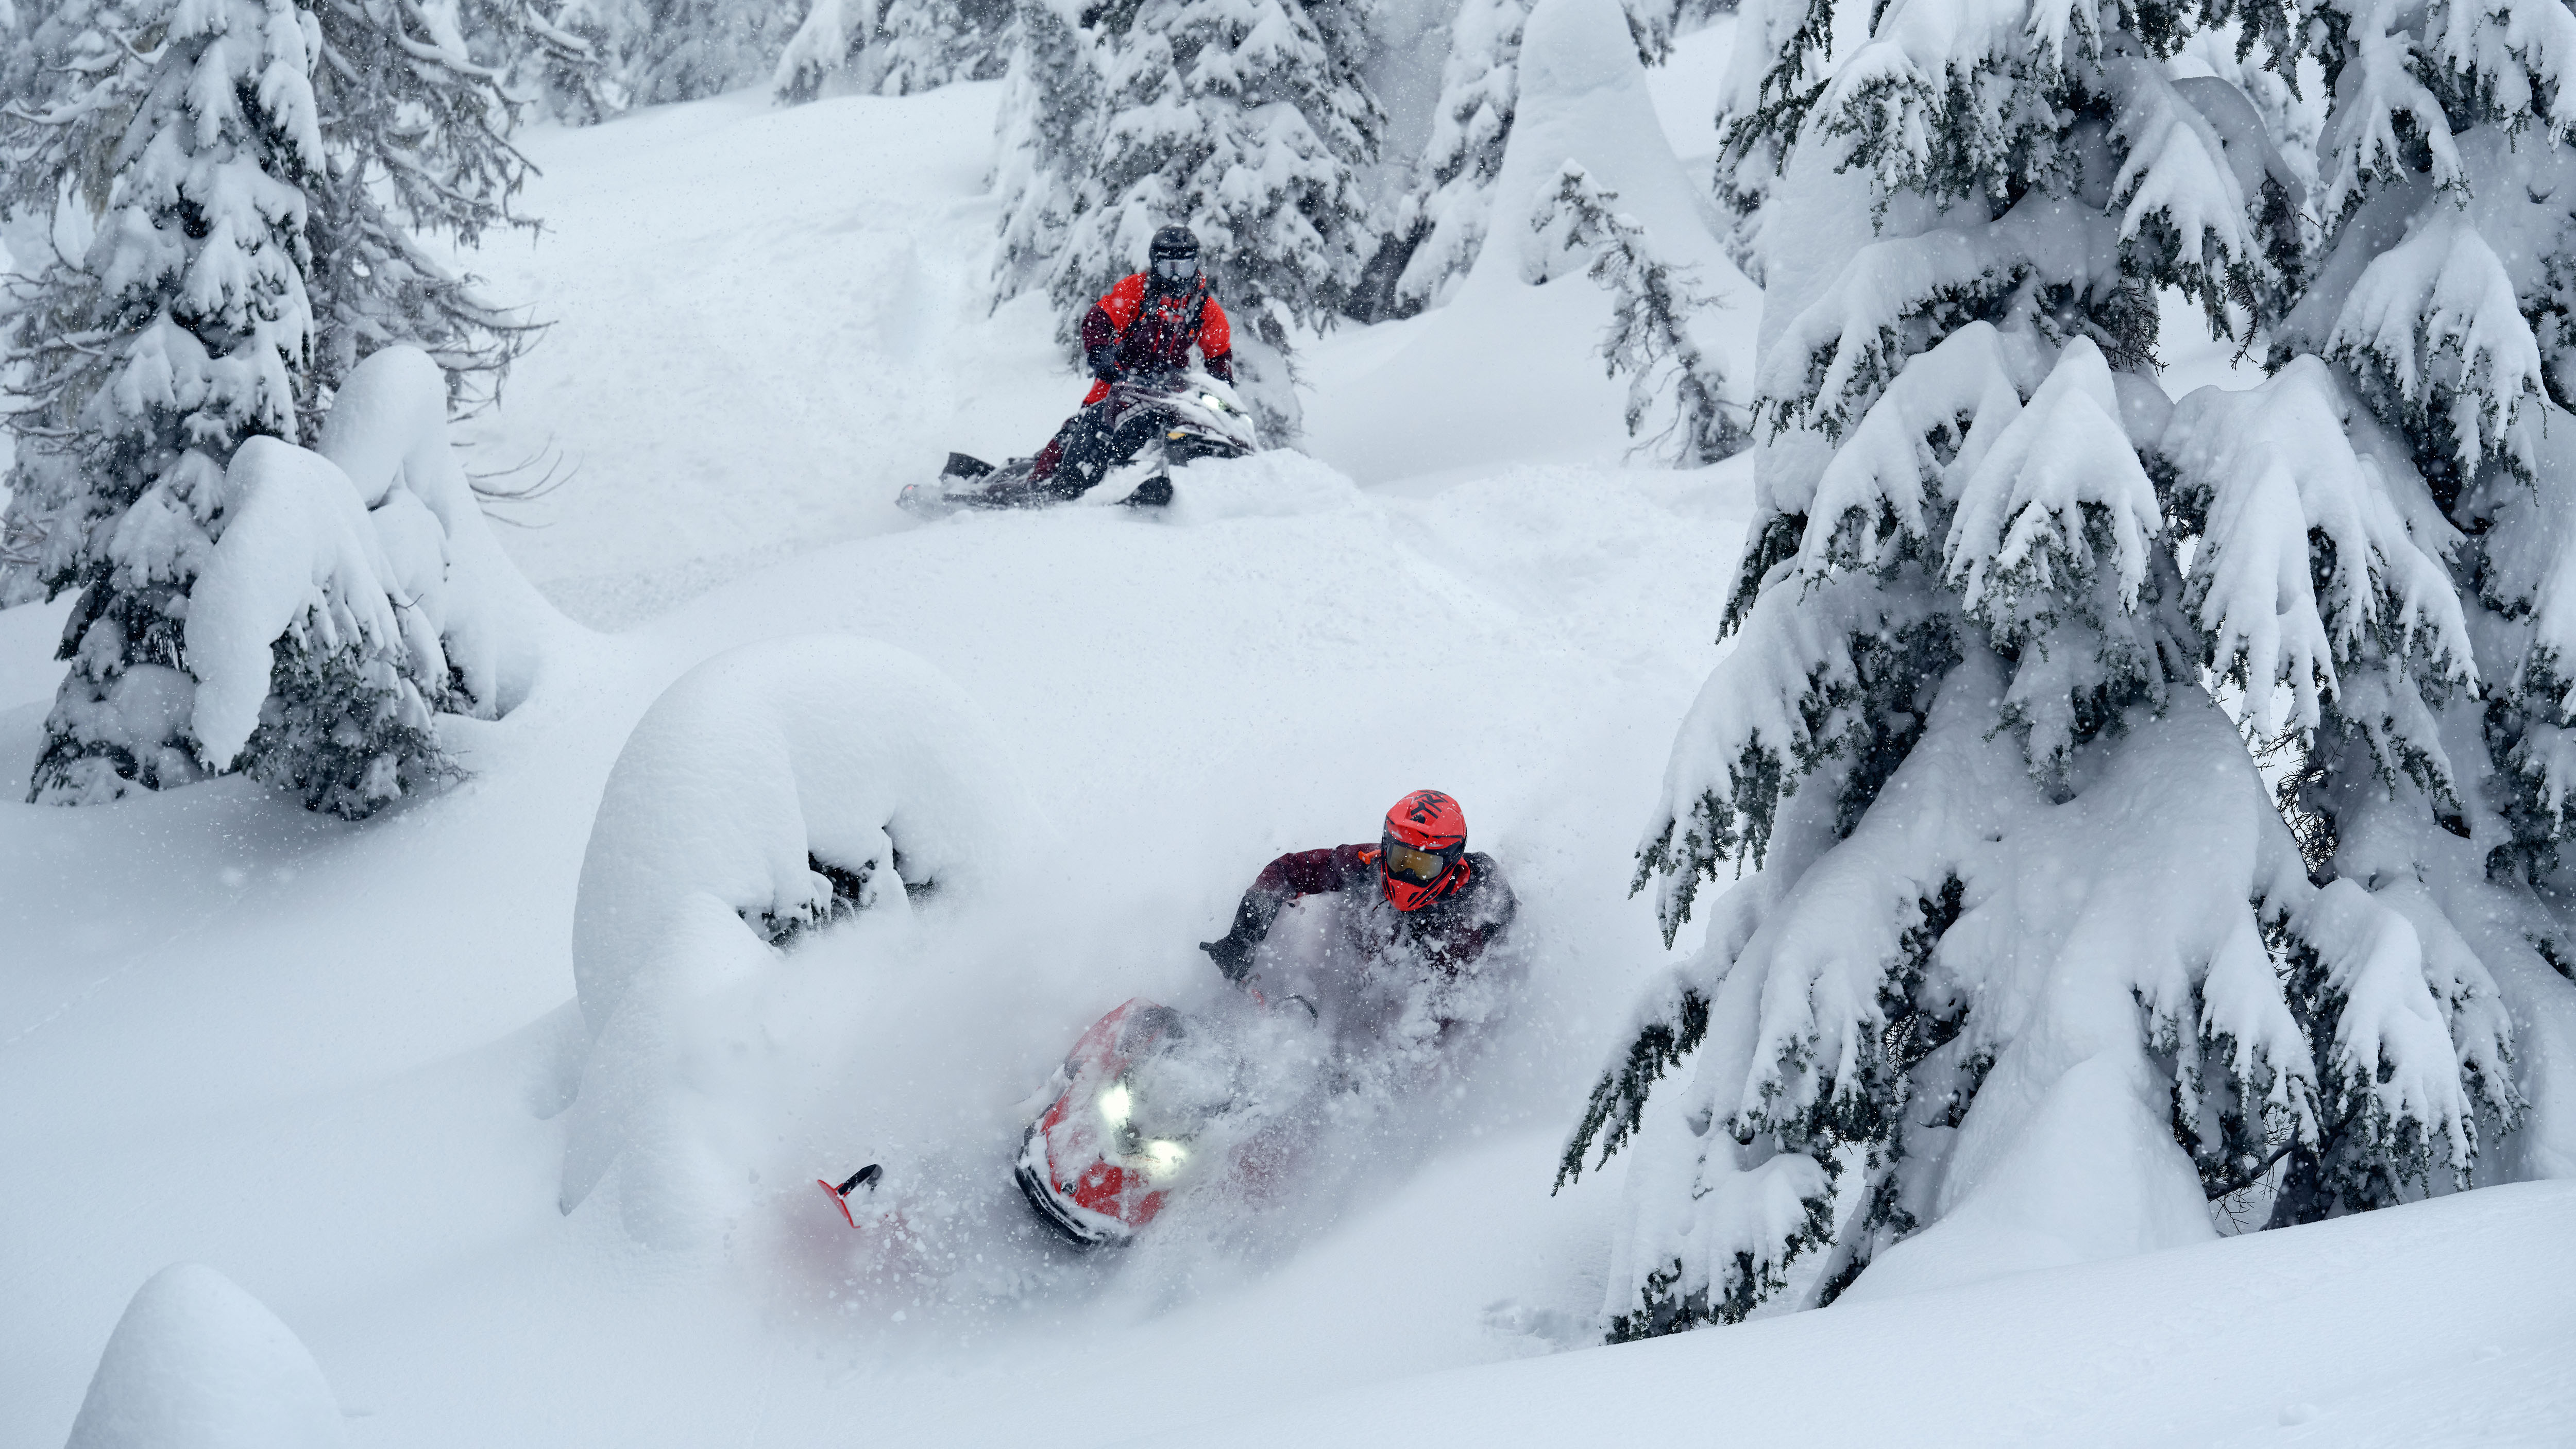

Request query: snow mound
[
  {"left": 1164, "top": 450, "right": 1369, "bottom": 524},
  {"left": 63, "top": 1264, "right": 343, "bottom": 1449},
  {"left": 1476, "top": 0, "right": 1722, "bottom": 292},
  {"left": 556, "top": 634, "right": 1035, "bottom": 1245}
]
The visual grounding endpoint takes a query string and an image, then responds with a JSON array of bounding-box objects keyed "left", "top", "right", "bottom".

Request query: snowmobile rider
[
  {"left": 1198, "top": 790, "right": 1516, "bottom": 985},
  {"left": 1027, "top": 225, "right": 1234, "bottom": 492}
]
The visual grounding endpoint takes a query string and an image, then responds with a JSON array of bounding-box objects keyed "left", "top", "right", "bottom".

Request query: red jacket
[{"left": 1080, "top": 273, "right": 1233, "bottom": 405}]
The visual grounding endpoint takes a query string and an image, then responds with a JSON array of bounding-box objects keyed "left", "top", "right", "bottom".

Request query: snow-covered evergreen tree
[
  {"left": 773, "top": 0, "right": 873, "bottom": 100},
  {"left": 574, "top": 0, "right": 798, "bottom": 110},
  {"left": 1562, "top": 0, "right": 2522, "bottom": 1338},
  {"left": 1533, "top": 163, "right": 1742, "bottom": 464},
  {"left": 774, "top": 0, "right": 1005, "bottom": 103},
  {"left": 503, "top": 0, "right": 625, "bottom": 122}
]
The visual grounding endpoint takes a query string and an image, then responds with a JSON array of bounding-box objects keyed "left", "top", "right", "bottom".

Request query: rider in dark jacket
[{"left": 1199, "top": 790, "right": 1517, "bottom": 990}]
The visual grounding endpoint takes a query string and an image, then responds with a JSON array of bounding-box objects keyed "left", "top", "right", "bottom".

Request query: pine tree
[
  {"left": 1562, "top": 0, "right": 2517, "bottom": 1338},
  {"left": 1533, "top": 163, "right": 1743, "bottom": 464}
]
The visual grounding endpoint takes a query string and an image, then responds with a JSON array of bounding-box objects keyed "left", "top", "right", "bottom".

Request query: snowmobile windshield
[{"left": 1381, "top": 837, "right": 1461, "bottom": 886}]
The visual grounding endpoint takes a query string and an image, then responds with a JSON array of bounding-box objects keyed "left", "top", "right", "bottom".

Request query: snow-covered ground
[{"left": 4, "top": 21, "right": 2569, "bottom": 1447}]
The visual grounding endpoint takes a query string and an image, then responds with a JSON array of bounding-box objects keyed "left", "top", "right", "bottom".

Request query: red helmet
[{"left": 1379, "top": 790, "right": 1467, "bottom": 911}]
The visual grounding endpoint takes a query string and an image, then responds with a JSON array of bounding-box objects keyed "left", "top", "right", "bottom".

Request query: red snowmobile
[
  {"left": 814, "top": 997, "right": 1257, "bottom": 1247},
  {"left": 1013, "top": 998, "right": 1246, "bottom": 1246}
]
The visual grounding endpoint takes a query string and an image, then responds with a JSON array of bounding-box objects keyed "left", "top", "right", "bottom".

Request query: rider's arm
[
  {"left": 1197, "top": 297, "right": 1233, "bottom": 382},
  {"left": 1199, "top": 844, "right": 1372, "bottom": 980},
  {"left": 1080, "top": 301, "right": 1121, "bottom": 380},
  {"left": 1083, "top": 276, "right": 1146, "bottom": 379}
]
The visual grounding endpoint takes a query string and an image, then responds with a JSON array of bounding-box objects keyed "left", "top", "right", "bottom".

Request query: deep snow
[{"left": 2, "top": 18, "right": 2568, "bottom": 1447}]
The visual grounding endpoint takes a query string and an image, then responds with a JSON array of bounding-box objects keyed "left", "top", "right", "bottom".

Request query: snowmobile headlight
[
  {"left": 1098, "top": 1082, "right": 1132, "bottom": 1130},
  {"left": 1140, "top": 1139, "right": 1188, "bottom": 1181},
  {"left": 1200, "top": 392, "right": 1227, "bottom": 413}
]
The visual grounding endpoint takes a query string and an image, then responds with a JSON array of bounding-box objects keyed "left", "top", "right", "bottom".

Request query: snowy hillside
[{"left": 4, "top": 13, "right": 2572, "bottom": 1449}]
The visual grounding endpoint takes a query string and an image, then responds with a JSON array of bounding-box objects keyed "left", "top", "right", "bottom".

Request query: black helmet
[{"left": 1148, "top": 225, "right": 1201, "bottom": 287}]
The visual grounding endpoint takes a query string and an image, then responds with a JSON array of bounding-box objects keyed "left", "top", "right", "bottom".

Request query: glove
[
  {"left": 1087, "top": 347, "right": 1124, "bottom": 384},
  {"left": 1199, "top": 935, "right": 1253, "bottom": 982}
]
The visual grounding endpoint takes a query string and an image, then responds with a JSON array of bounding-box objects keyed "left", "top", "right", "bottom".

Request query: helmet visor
[
  {"left": 1153, "top": 257, "right": 1199, "bottom": 282},
  {"left": 1381, "top": 836, "right": 1460, "bottom": 886}
]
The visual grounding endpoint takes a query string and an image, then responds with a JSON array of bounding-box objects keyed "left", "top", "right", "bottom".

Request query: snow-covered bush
[
  {"left": 556, "top": 635, "right": 1028, "bottom": 1246},
  {"left": 1562, "top": 0, "right": 2534, "bottom": 1338},
  {"left": 65, "top": 1264, "right": 346, "bottom": 1449},
  {"left": 195, "top": 347, "right": 550, "bottom": 815},
  {"left": 1532, "top": 164, "right": 1742, "bottom": 465}
]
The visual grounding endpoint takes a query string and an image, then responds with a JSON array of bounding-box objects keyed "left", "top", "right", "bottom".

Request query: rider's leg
[{"left": 1046, "top": 403, "right": 1123, "bottom": 499}]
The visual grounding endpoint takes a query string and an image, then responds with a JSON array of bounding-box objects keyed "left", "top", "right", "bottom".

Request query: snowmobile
[
  {"left": 815, "top": 996, "right": 1262, "bottom": 1248},
  {"left": 897, "top": 368, "right": 1258, "bottom": 520},
  {"left": 1012, "top": 997, "right": 1250, "bottom": 1247}
]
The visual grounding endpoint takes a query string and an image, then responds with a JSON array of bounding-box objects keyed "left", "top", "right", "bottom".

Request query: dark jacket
[{"left": 1211, "top": 844, "right": 1516, "bottom": 980}]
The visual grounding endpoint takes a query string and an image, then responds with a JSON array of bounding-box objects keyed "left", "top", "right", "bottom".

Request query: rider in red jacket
[{"left": 1030, "top": 226, "right": 1234, "bottom": 488}]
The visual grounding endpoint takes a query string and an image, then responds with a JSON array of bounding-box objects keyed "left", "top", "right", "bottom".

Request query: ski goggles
[
  {"left": 1153, "top": 257, "right": 1199, "bottom": 282},
  {"left": 1380, "top": 836, "right": 1462, "bottom": 886}
]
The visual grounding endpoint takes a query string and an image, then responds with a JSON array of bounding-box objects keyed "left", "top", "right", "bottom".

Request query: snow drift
[
  {"left": 63, "top": 1265, "right": 345, "bottom": 1449},
  {"left": 555, "top": 634, "right": 1033, "bottom": 1245}
]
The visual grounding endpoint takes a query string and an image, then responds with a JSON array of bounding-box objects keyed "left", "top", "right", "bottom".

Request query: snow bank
[
  {"left": 1163, "top": 449, "right": 1369, "bottom": 524},
  {"left": 1133, "top": 1181, "right": 2576, "bottom": 1448},
  {"left": 63, "top": 1265, "right": 343, "bottom": 1449},
  {"left": 186, "top": 346, "right": 556, "bottom": 773},
  {"left": 556, "top": 634, "right": 1034, "bottom": 1245}
]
